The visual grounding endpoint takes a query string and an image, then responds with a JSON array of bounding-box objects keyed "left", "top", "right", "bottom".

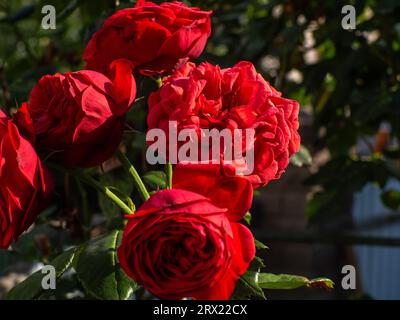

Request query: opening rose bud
[
  {"left": 117, "top": 189, "right": 255, "bottom": 300},
  {"left": 21, "top": 59, "right": 136, "bottom": 168}
]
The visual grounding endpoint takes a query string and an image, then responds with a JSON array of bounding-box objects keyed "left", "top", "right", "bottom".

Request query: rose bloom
[
  {"left": 118, "top": 167, "right": 254, "bottom": 299},
  {"left": 83, "top": 1, "right": 212, "bottom": 76},
  {"left": 147, "top": 61, "right": 301, "bottom": 187},
  {"left": 22, "top": 59, "right": 136, "bottom": 168},
  {"left": 0, "top": 109, "right": 52, "bottom": 249}
]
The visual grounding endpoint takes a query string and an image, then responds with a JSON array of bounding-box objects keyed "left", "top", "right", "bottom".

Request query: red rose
[
  {"left": 147, "top": 61, "right": 301, "bottom": 187},
  {"left": 0, "top": 110, "right": 52, "bottom": 249},
  {"left": 83, "top": 1, "right": 212, "bottom": 76},
  {"left": 118, "top": 188, "right": 255, "bottom": 300},
  {"left": 22, "top": 59, "right": 136, "bottom": 168},
  {"left": 173, "top": 163, "right": 253, "bottom": 221}
]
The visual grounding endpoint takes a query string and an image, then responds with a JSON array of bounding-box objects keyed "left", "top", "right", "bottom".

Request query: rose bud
[
  {"left": 0, "top": 109, "right": 52, "bottom": 249},
  {"left": 83, "top": 1, "right": 212, "bottom": 76}
]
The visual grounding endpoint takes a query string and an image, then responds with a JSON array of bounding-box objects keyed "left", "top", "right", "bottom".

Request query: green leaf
[
  {"left": 6, "top": 247, "right": 79, "bottom": 300},
  {"left": 258, "top": 273, "right": 309, "bottom": 289},
  {"left": 244, "top": 212, "right": 252, "bottom": 225},
  {"left": 255, "top": 239, "right": 268, "bottom": 250},
  {"left": 381, "top": 190, "right": 400, "bottom": 210},
  {"left": 258, "top": 273, "right": 334, "bottom": 290},
  {"left": 290, "top": 145, "right": 312, "bottom": 167},
  {"left": 75, "top": 230, "right": 139, "bottom": 300},
  {"left": 143, "top": 171, "right": 167, "bottom": 190},
  {"left": 237, "top": 271, "right": 266, "bottom": 299},
  {"left": 231, "top": 256, "right": 265, "bottom": 300}
]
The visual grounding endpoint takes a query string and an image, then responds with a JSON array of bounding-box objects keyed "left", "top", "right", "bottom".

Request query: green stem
[
  {"left": 166, "top": 162, "right": 173, "bottom": 189},
  {"left": 47, "top": 163, "right": 133, "bottom": 215},
  {"left": 73, "top": 170, "right": 134, "bottom": 215},
  {"left": 116, "top": 151, "right": 150, "bottom": 201}
]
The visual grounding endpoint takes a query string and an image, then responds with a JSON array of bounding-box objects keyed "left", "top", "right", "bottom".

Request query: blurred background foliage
[{"left": 0, "top": 0, "right": 400, "bottom": 298}]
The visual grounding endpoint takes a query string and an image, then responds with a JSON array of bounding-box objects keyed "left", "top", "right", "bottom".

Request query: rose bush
[
  {"left": 1, "top": 0, "right": 330, "bottom": 302},
  {"left": 20, "top": 59, "right": 136, "bottom": 168},
  {"left": 83, "top": 1, "right": 212, "bottom": 76},
  {"left": 0, "top": 110, "right": 52, "bottom": 249},
  {"left": 118, "top": 187, "right": 255, "bottom": 299},
  {"left": 147, "top": 61, "right": 301, "bottom": 187}
]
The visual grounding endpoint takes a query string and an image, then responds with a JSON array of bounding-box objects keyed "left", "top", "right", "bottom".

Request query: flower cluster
[{"left": 0, "top": 1, "right": 300, "bottom": 300}]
